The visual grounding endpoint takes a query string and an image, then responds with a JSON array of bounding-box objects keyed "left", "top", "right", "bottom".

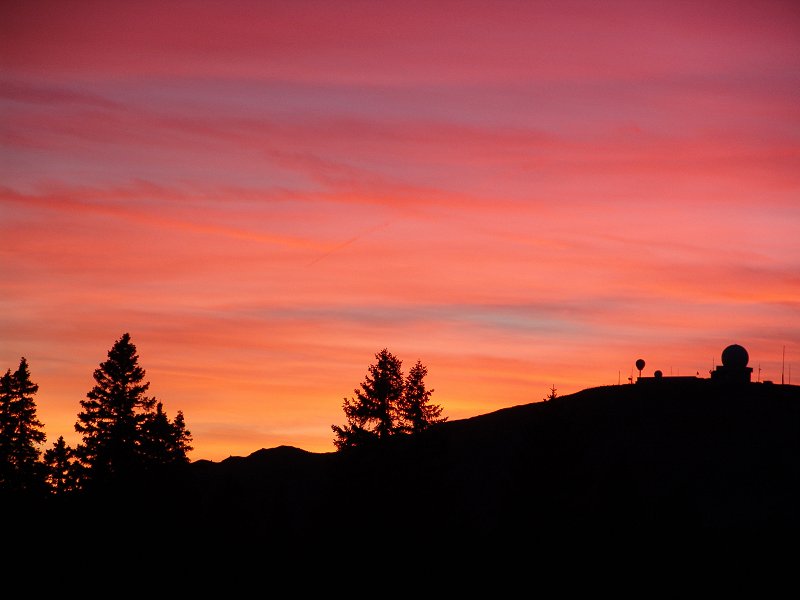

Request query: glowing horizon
[{"left": 2, "top": 0, "right": 798, "bottom": 461}]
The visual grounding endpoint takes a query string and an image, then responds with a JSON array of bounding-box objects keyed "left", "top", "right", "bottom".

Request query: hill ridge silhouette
[
  {"left": 23, "top": 379, "right": 800, "bottom": 549},
  {"left": 169, "top": 380, "right": 800, "bottom": 540}
]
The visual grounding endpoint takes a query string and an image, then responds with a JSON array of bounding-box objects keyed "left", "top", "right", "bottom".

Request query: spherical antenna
[
  {"left": 721, "top": 344, "right": 749, "bottom": 369},
  {"left": 654, "top": 369, "right": 663, "bottom": 378},
  {"left": 635, "top": 358, "right": 645, "bottom": 378}
]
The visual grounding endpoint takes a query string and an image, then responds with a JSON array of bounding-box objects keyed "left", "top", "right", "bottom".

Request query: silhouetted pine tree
[
  {"left": 399, "top": 360, "right": 446, "bottom": 434},
  {"left": 332, "top": 348, "right": 405, "bottom": 449},
  {"left": 0, "top": 357, "right": 47, "bottom": 494},
  {"left": 139, "top": 402, "right": 193, "bottom": 465},
  {"left": 74, "top": 333, "right": 191, "bottom": 488},
  {"left": 42, "top": 435, "right": 78, "bottom": 495},
  {"left": 543, "top": 385, "right": 558, "bottom": 401}
]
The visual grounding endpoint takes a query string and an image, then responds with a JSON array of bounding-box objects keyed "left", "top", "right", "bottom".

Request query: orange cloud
[{"left": 2, "top": 0, "right": 798, "bottom": 461}]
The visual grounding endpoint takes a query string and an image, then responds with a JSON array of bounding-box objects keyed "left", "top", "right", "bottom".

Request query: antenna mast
[{"left": 782, "top": 345, "right": 786, "bottom": 385}]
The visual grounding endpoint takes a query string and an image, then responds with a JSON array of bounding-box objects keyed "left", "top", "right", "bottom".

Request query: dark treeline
[
  {"left": 0, "top": 333, "right": 192, "bottom": 501},
  {"left": 2, "top": 334, "right": 454, "bottom": 554},
  {"left": 0, "top": 336, "right": 445, "bottom": 502}
]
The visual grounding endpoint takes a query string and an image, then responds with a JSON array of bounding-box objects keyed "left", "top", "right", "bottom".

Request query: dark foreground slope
[
  {"left": 31, "top": 380, "right": 800, "bottom": 548},
  {"left": 179, "top": 380, "right": 800, "bottom": 541}
]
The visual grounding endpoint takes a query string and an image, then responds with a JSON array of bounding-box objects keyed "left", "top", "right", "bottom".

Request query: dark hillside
[
  {"left": 171, "top": 380, "right": 800, "bottom": 543},
  {"left": 27, "top": 380, "right": 800, "bottom": 550}
]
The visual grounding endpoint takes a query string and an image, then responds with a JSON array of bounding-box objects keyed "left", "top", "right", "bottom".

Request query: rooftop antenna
[
  {"left": 757, "top": 363, "right": 761, "bottom": 383},
  {"left": 782, "top": 345, "right": 786, "bottom": 385}
]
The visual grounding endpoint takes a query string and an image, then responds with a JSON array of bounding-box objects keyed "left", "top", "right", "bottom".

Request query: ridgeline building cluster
[{"left": 636, "top": 343, "right": 761, "bottom": 386}]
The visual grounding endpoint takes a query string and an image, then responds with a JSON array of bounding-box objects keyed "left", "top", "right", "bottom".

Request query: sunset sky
[{"left": 2, "top": 0, "right": 798, "bottom": 462}]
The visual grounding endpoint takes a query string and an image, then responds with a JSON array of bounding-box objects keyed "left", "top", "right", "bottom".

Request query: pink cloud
[
  {"left": 2, "top": 0, "right": 798, "bottom": 461},
  {"left": 3, "top": 1, "right": 798, "bottom": 84}
]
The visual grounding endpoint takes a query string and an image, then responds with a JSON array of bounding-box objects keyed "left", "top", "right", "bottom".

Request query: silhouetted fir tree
[
  {"left": 42, "top": 435, "right": 78, "bottom": 495},
  {"left": 139, "top": 402, "right": 193, "bottom": 465},
  {"left": 399, "top": 360, "right": 446, "bottom": 434},
  {"left": 74, "top": 333, "right": 191, "bottom": 488},
  {"left": 543, "top": 385, "right": 558, "bottom": 401},
  {"left": 332, "top": 348, "right": 405, "bottom": 450},
  {"left": 0, "top": 357, "right": 47, "bottom": 494}
]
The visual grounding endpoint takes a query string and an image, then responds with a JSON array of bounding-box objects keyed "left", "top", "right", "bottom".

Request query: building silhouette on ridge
[
  {"left": 636, "top": 343, "right": 754, "bottom": 385},
  {"left": 709, "top": 343, "right": 753, "bottom": 384}
]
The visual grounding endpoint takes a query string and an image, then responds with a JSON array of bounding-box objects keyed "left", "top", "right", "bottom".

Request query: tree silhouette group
[
  {"left": 0, "top": 333, "right": 192, "bottom": 499},
  {"left": 2, "top": 338, "right": 448, "bottom": 501},
  {"left": 332, "top": 348, "right": 446, "bottom": 449}
]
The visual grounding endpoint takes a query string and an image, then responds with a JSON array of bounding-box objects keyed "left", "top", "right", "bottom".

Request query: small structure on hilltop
[
  {"left": 710, "top": 343, "right": 753, "bottom": 384},
  {"left": 634, "top": 343, "right": 754, "bottom": 385}
]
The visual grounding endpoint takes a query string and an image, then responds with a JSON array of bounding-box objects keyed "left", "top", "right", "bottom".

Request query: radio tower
[{"left": 782, "top": 345, "right": 786, "bottom": 385}]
